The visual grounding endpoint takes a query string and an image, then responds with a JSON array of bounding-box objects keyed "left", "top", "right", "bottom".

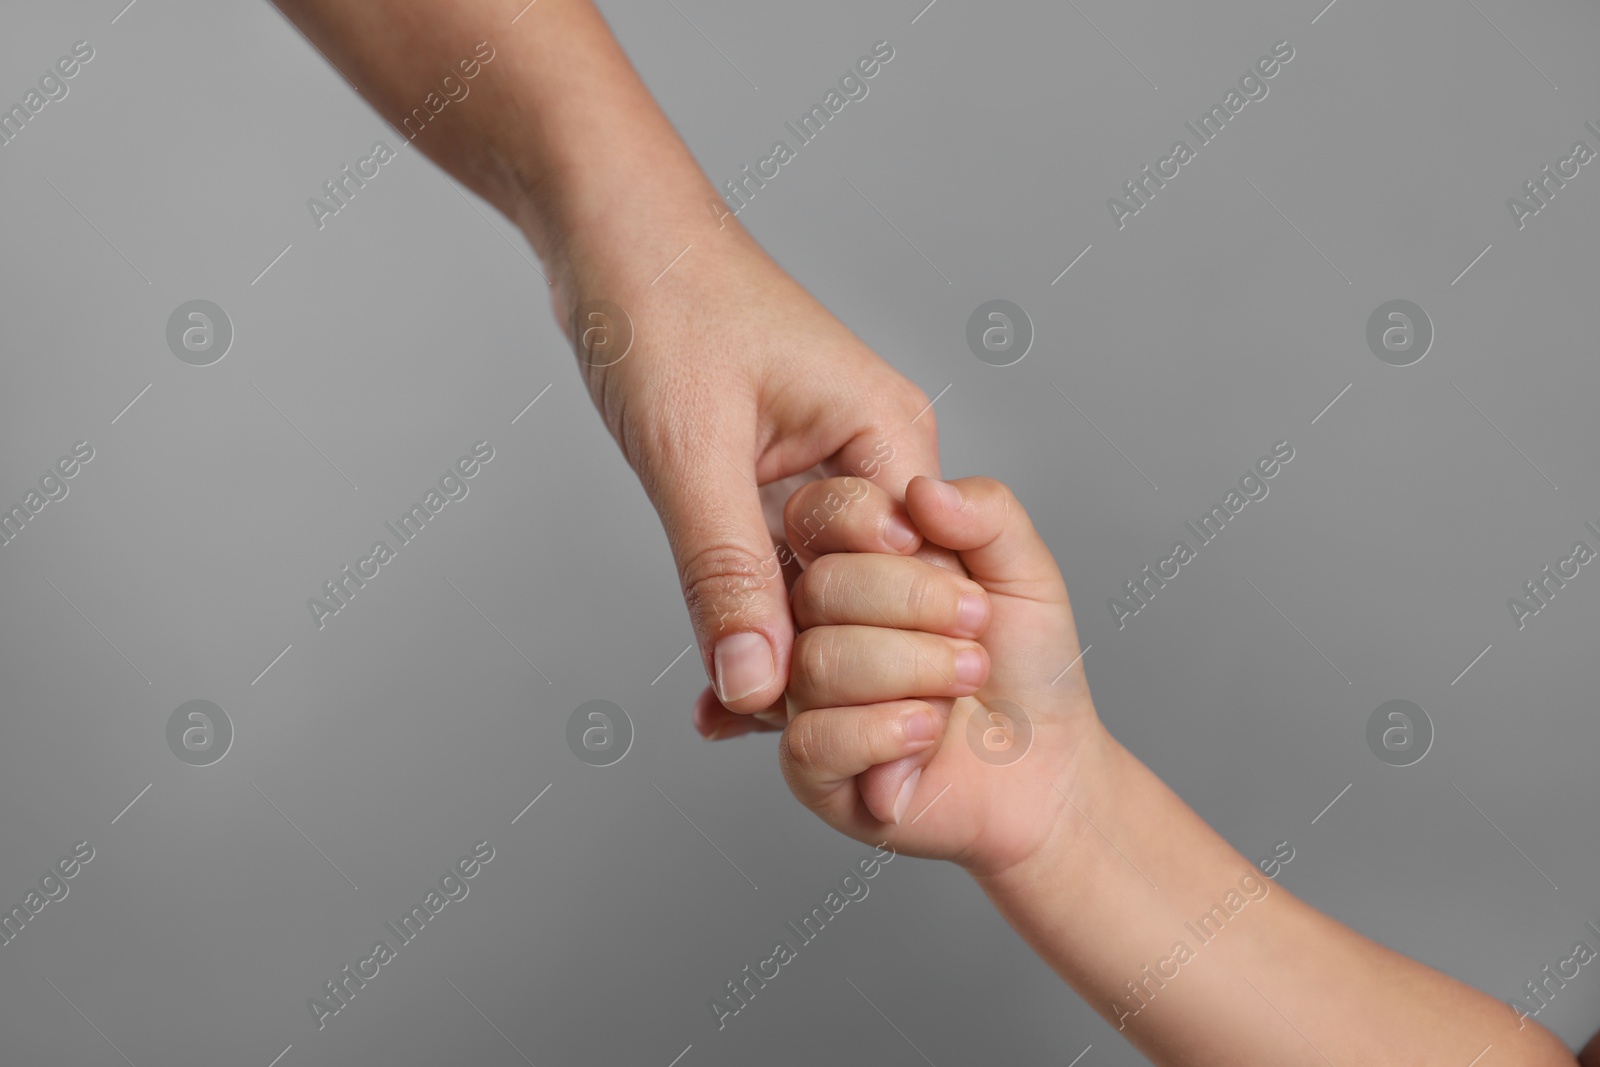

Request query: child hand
[
  {"left": 780, "top": 474, "right": 1106, "bottom": 878},
  {"left": 770, "top": 477, "right": 1568, "bottom": 1067}
]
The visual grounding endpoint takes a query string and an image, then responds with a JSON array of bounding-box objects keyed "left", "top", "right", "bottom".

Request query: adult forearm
[
  {"left": 270, "top": 0, "right": 720, "bottom": 281},
  {"left": 976, "top": 728, "right": 1575, "bottom": 1067}
]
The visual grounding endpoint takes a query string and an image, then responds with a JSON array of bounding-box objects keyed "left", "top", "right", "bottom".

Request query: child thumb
[{"left": 903, "top": 477, "right": 1068, "bottom": 604}]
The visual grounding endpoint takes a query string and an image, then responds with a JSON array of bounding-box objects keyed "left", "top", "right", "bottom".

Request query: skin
[
  {"left": 773, "top": 474, "right": 1580, "bottom": 1067},
  {"left": 265, "top": 2, "right": 1594, "bottom": 1057},
  {"left": 271, "top": 0, "right": 954, "bottom": 725}
]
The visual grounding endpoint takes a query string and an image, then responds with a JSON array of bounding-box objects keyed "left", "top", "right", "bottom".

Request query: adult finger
[
  {"left": 645, "top": 427, "right": 792, "bottom": 713},
  {"left": 692, "top": 687, "right": 784, "bottom": 740}
]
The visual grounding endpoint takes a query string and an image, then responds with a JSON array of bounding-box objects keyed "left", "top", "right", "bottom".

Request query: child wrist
[{"left": 966, "top": 716, "right": 1121, "bottom": 888}]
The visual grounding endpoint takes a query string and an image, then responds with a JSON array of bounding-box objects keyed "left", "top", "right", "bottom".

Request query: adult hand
[
  {"left": 269, "top": 0, "right": 956, "bottom": 724},
  {"left": 555, "top": 220, "right": 951, "bottom": 721}
]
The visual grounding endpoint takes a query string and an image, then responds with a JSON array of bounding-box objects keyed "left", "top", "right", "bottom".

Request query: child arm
[{"left": 780, "top": 474, "right": 1577, "bottom": 1067}]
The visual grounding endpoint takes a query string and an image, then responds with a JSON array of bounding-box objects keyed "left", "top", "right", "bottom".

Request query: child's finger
[
  {"left": 792, "top": 553, "right": 990, "bottom": 638},
  {"left": 780, "top": 700, "right": 941, "bottom": 824},
  {"left": 904, "top": 476, "right": 1070, "bottom": 604},
  {"left": 782, "top": 476, "right": 920, "bottom": 564},
  {"left": 788, "top": 624, "right": 988, "bottom": 711}
]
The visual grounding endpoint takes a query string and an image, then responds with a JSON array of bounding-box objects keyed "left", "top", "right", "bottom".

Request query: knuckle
[
  {"left": 791, "top": 628, "right": 832, "bottom": 693},
  {"left": 782, "top": 485, "right": 813, "bottom": 538},
  {"left": 939, "top": 637, "right": 971, "bottom": 682},
  {"left": 789, "top": 569, "right": 817, "bottom": 622},
  {"left": 964, "top": 474, "right": 998, "bottom": 498},
  {"left": 679, "top": 542, "right": 777, "bottom": 632},
  {"left": 973, "top": 476, "right": 1015, "bottom": 516},
  {"left": 903, "top": 569, "right": 935, "bottom": 619},
  {"left": 852, "top": 708, "right": 883, "bottom": 757},
  {"left": 995, "top": 480, "right": 1019, "bottom": 517},
  {"left": 803, "top": 555, "right": 843, "bottom": 616},
  {"left": 783, "top": 715, "right": 820, "bottom": 773},
  {"left": 899, "top": 383, "right": 935, "bottom": 435},
  {"left": 894, "top": 380, "right": 931, "bottom": 419},
  {"left": 613, "top": 375, "right": 695, "bottom": 480},
  {"left": 789, "top": 488, "right": 847, "bottom": 548},
  {"left": 892, "top": 637, "right": 925, "bottom": 684}
]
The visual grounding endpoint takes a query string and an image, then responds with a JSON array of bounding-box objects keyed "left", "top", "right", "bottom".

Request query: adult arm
[{"left": 270, "top": 0, "right": 945, "bottom": 713}]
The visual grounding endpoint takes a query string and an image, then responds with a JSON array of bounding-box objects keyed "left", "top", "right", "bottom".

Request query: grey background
[{"left": 2, "top": 0, "right": 1598, "bottom": 1064}]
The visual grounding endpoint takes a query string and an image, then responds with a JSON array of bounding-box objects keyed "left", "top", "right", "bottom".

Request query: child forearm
[{"left": 974, "top": 725, "right": 1576, "bottom": 1067}]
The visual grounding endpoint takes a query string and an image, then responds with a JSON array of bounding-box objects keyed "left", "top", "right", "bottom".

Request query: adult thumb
[{"left": 651, "top": 443, "right": 792, "bottom": 714}]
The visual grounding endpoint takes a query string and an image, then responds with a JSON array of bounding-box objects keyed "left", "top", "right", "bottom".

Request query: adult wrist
[{"left": 508, "top": 133, "right": 744, "bottom": 304}]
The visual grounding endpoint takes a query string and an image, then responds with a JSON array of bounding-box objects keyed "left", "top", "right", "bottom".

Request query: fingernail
[
  {"left": 704, "top": 723, "right": 729, "bottom": 741},
  {"left": 905, "top": 708, "right": 938, "bottom": 743},
  {"left": 930, "top": 479, "right": 962, "bottom": 512},
  {"left": 884, "top": 514, "right": 918, "bottom": 551},
  {"left": 956, "top": 593, "right": 987, "bottom": 634},
  {"left": 714, "top": 632, "right": 776, "bottom": 703},
  {"left": 954, "top": 647, "right": 985, "bottom": 687},
  {"left": 753, "top": 709, "right": 787, "bottom": 727},
  {"left": 892, "top": 768, "right": 923, "bottom": 825}
]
